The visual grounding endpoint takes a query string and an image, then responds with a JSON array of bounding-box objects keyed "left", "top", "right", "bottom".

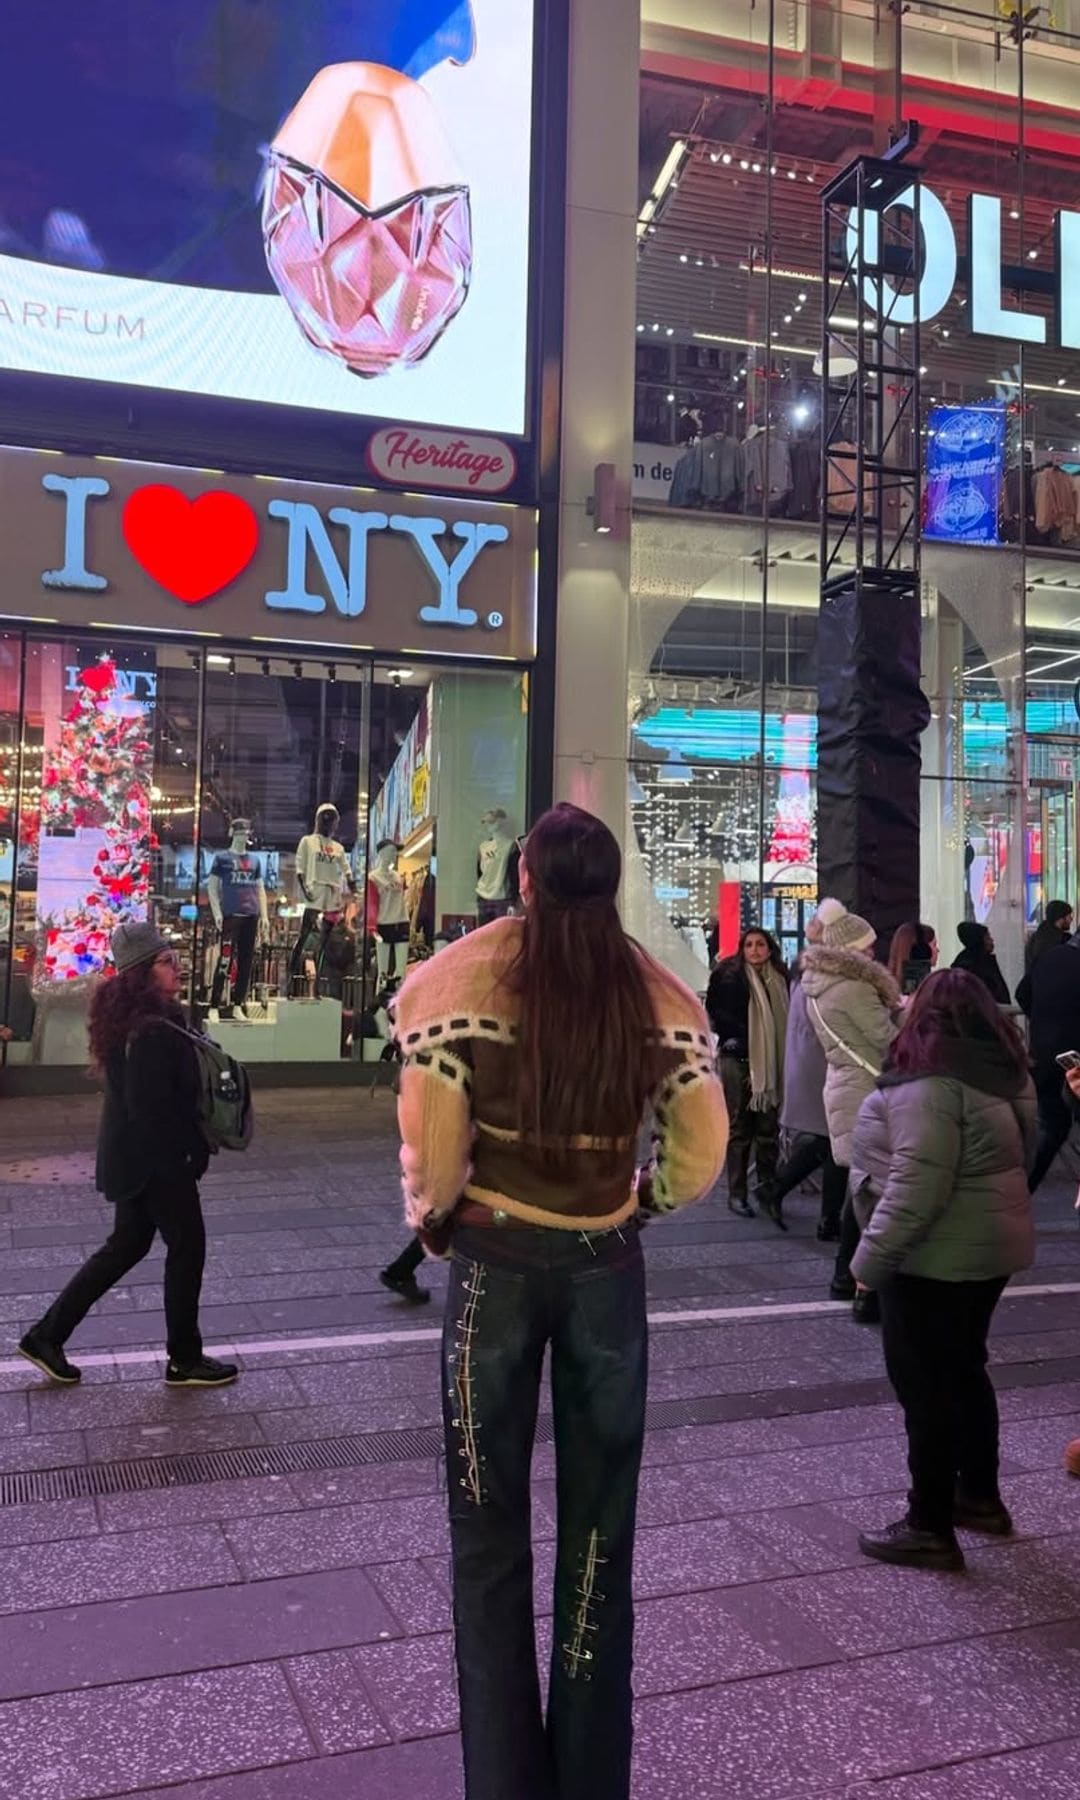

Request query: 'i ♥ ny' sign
[{"left": 7, "top": 446, "right": 538, "bottom": 661}]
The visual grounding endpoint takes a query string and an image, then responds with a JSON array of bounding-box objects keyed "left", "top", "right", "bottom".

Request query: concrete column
[{"left": 553, "top": 0, "right": 641, "bottom": 844}]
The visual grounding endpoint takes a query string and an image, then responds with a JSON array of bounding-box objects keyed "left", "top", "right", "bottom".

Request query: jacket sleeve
[
  {"left": 395, "top": 1039, "right": 474, "bottom": 1238},
  {"left": 640, "top": 1042, "right": 729, "bottom": 1215},
  {"left": 123, "top": 1024, "right": 208, "bottom": 1182},
  {"left": 849, "top": 981, "right": 897, "bottom": 1065},
  {"left": 1015, "top": 970, "right": 1032, "bottom": 1017},
  {"left": 705, "top": 966, "right": 745, "bottom": 1048},
  {"left": 850, "top": 1080, "right": 962, "bottom": 1288}
]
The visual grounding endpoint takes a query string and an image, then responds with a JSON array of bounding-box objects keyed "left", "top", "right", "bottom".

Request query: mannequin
[
  {"left": 476, "top": 809, "right": 520, "bottom": 924},
  {"left": 207, "top": 818, "right": 268, "bottom": 1020},
  {"left": 368, "top": 838, "right": 409, "bottom": 983},
  {"left": 291, "top": 802, "right": 354, "bottom": 985}
]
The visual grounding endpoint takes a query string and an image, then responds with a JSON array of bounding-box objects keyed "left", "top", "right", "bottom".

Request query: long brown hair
[
  {"left": 508, "top": 803, "right": 659, "bottom": 1169},
  {"left": 887, "top": 920, "right": 936, "bottom": 984},
  {"left": 887, "top": 968, "right": 1028, "bottom": 1080},
  {"left": 87, "top": 961, "right": 179, "bottom": 1076}
]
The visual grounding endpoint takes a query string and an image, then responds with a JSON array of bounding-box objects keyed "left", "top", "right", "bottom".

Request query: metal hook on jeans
[{"left": 578, "top": 1230, "right": 599, "bottom": 1257}]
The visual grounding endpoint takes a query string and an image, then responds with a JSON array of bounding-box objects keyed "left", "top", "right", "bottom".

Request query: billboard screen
[{"left": 0, "top": 1, "right": 536, "bottom": 436}]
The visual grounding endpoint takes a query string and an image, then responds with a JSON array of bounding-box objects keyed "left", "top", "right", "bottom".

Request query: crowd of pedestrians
[{"left": 8, "top": 823, "right": 1080, "bottom": 1800}]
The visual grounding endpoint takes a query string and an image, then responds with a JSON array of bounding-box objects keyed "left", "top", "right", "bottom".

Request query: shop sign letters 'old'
[
  {"left": 849, "top": 185, "right": 1080, "bottom": 348},
  {"left": 39, "top": 472, "right": 508, "bottom": 627}
]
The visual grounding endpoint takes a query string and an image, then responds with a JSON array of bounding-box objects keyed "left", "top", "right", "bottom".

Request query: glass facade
[
  {"left": 631, "top": 0, "right": 1080, "bottom": 997},
  {"left": 0, "top": 632, "right": 527, "bottom": 1067}
]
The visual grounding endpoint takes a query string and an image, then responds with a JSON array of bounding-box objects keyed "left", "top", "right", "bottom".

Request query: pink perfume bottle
[{"left": 263, "top": 62, "right": 472, "bottom": 378}]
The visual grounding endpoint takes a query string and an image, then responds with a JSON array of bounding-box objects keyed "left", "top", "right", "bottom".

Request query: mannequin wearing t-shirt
[
  {"left": 476, "top": 809, "right": 520, "bottom": 924},
  {"left": 291, "top": 802, "right": 354, "bottom": 983},
  {"left": 369, "top": 839, "right": 409, "bottom": 983},
  {"left": 207, "top": 818, "right": 268, "bottom": 1020}
]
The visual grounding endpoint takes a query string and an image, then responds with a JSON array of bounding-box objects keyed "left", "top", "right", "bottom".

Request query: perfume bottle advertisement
[{"left": 0, "top": 0, "right": 535, "bottom": 435}]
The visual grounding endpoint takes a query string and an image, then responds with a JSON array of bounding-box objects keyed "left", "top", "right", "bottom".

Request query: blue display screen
[{"left": 924, "top": 406, "right": 1006, "bottom": 545}]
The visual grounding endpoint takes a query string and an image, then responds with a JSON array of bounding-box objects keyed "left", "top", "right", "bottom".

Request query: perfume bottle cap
[{"left": 271, "top": 62, "right": 463, "bottom": 213}]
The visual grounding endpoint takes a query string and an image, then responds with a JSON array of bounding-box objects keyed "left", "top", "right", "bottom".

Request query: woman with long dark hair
[
  {"left": 393, "top": 804, "right": 728, "bottom": 1800},
  {"left": 887, "top": 920, "right": 938, "bottom": 994},
  {"left": 17, "top": 922, "right": 236, "bottom": 1389},
  {"left": 850, "top": 969, "right": 1035, "bottom": 1570},
  {"left": 706, "top": 926, "right": 788, "bottom": 1218}
]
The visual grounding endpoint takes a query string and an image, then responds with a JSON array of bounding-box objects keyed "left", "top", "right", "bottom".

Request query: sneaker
[
  {"left": 816, "top": 1217, "right": 841, "bottom": 1242},
  {"left": 754, "top": 1184, "right": 788, "bottom": 1232},
  {"left": 17, "top": 1330, "right": 81, "bottom": 1385},
  {"left": 165, "top": 1356, "right": 238, "bottom": 1387},
  {"left": 829, "top": 1273, "right": 857, "bottom": 1301},
  {"left": 1065, "top": 1439, "right": 1080, "bottom": 1478},
  {"left": 379, "top": 1270, "right": 431, "bottom": 1305},
  {"left": 851, "top": 1289, "right": 881, "bottom": 1326},
  {"left": 858, "top": 1518, "right": 965, "bottom": 1572},
  {"left": 954, "top": 1493, "right": 1013, "bottom": 1537}
]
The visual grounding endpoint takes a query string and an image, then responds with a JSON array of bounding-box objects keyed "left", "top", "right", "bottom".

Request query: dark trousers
[
  {"left": 879, "top": 1273, "right": 1009, "bottom": 1535},
  {"left": 211, "top": 913, "right": 259, "bottom": 1008},
  {"left": 444, "top": 1222, "right": 647, "bottom": 1800},
  {"left": 771, "top": 1132, "right": 847, "bottom": 1227},
  {"left": 1028, "top": 1063, "right": 1072, "bottom": 1192},
  {"left": 833, "top": 1183, "right": 858, "bottom": 1282},
  {"left": 384, "top": 1236, "right": 425, "bottom": 1280},
  {"left": 36, "top": 1176, "right": 206, "bottom": 1366},
  {"left": 721, "top": 1057, "right": 779, "bottom": 1201}
]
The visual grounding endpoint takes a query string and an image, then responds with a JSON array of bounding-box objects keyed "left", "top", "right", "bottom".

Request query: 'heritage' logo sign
[{"left": 366, "top": 427, "right": 516, "bottom": 495}]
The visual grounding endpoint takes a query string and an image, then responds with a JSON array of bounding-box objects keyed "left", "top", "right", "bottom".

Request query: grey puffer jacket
[
  {"left": 780, "top": 974, "right": 828, "bottom": 1138},
  {"left": 801, "top": 946, "right": 900, "bottom": 1165},
  {"left": 850, "top": 1055, "right": 1036, "bottom": 1289}
]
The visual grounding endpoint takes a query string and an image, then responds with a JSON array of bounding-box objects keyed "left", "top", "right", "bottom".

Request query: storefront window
[
  {"left": 633, "top": 0, "right": 1080, "bottom": 986},
  {"left": 0, "top": 639, "right": 528, "bottom": 1068}
]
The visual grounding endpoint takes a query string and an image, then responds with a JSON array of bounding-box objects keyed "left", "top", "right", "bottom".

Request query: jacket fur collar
[{"left": 801, "top": 944, "right": 900, "bottom": 1007}]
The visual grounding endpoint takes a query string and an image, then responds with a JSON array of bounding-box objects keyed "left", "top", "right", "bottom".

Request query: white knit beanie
[{"left": 815, "top": 896, "right": 875, "bottom": 953}]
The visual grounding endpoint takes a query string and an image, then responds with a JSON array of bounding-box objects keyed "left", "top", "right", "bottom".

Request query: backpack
[{"left": 163, "top": 1021, "right": 254, "bottom": 1153}]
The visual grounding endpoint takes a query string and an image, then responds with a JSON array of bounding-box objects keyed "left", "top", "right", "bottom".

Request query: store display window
[{"left": 0, "top": 635, "right": 528, "bottom": 1067}]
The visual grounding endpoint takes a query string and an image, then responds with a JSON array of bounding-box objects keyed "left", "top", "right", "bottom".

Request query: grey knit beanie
[
  {"left": 815, "top": 896, "right": 875, "bottom": 953},
  {"left": 111, "top": 920, "right": 171, "bottom": 975}
]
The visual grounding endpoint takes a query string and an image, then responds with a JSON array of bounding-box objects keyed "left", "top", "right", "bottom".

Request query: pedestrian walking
[
  {"left": 850, "top": 970, "right": 1035, "bottom": 1570},
  {"left": 17, "top": 922, "right": 237, "bottom": 1389},
  {"left": 393, "top": 803, "right": 728, "bottom": 1800},
  {"left": 950, "top": 921, "right": 1010, "bottom": 1005},
  {"left": 801, "top": 900, "right": 901, "bottom": 1322},
  {"left": 755, "top": 902, "right": 846, "bottom": 1238},
  {"left": 1023, "top": 930, "right": 1080, "bottom": 1191},
  {"left": 706, "top": 927, "right": 788, "bottom": 1218},
  {"left": 888, "top": 920, "right": 938, "bottom": 995}
]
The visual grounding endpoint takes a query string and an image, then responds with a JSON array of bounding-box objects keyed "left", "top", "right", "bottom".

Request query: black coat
[
  {"left": 1026, "top": 940, "right": 1080, "bottom": 1073},
  {"left": 951, "top": 947, "right": 1010, "bottom": 1006},
  {"left": 95, "top": 1013, "right": 210, "bottom": 1202},
  {"left": 706, "top": 961, "right": 751, "bottom": 1057}
]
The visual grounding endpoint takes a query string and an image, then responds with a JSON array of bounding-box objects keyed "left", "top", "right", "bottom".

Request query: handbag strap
[{"left": 808, "top": 996, "right": 880, "bottom": 1078}]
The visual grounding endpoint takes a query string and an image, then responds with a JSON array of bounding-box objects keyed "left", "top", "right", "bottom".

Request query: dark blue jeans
[{"left": 444, "top": 1221, "right": 648, "bottom": 1800}]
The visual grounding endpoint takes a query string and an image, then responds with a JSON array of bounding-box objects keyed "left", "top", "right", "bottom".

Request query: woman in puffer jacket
[
  {"left": 800, "top": 900, "right": 901, "bottom": 1316},
  {"left": 849, "top": 970, "right": 1035, "bottom": 1572}
]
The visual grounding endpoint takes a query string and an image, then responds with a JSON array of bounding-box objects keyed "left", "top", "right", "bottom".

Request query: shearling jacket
[
  {"left": 392, "top": 917, "right": 729, "bottom": 1240},
  {"left": 800, "top": 947, "right": 900, "bottom": 1165},
  {"left": 849, "top": 1049, "right": 1036, "bottom": 1288}
]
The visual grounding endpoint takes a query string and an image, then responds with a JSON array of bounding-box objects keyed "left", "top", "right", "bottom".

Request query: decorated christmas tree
[{"left": 38, "top": 659, "right": 154, "bottom": 980}]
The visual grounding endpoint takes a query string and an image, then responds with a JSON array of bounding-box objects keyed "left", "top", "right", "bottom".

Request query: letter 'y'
[{"left": 390, "top": 516, "right": 509, "bottom": 626}]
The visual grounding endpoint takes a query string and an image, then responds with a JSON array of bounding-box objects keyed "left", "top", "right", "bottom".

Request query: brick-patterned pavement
[{"left": 0, "top": 1089, "right": 1078, "bottom": 1799}]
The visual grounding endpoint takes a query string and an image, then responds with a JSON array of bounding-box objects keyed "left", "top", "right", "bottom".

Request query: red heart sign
[{"left": 122, "top": 485, "right": 259, "bottom": 604}]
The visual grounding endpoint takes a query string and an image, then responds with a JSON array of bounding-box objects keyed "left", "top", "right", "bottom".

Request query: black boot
[
  {"left": 851, "top": 1289, "right": 881, "bottom": 1325},
  {"left": 754, "top": 1183, "right": 787, "bottom": 1231},
  {"left": 858, "top": 1518, "right": 964, "bottom": 1571}
]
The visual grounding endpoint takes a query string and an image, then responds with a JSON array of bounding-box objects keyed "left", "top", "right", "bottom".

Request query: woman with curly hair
[{"left": 17, "top": 921, "right": 236, "bottom": 1389}]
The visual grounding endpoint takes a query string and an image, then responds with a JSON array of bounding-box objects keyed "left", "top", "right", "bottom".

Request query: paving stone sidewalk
[{"left": 0, "top": 1089, "right": 1078, "bottom": 1799}]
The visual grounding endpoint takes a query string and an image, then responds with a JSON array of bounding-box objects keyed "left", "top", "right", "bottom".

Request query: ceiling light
[
  {"left": 806, "top": 173, "right": 815, "bottom": 182},
  {"left": 721, "top": 153, "right": 732, "bottom": 165},
  {"left": 798, "top": 292, "right": 807, "bottom": 302},
  {"left": 387, "top": 667, "right": 414, "bottom": 681},
  {"left": 1010, "top": 208, "right": 1020, "bottom": 220},
  {"left": 751, "top": 162, "right": 762, "bottom": 174},
  {"left": 709, "top": 152, "right": 719, "bottom": 164},
  {"left": 919, "top": 365, "right": 928, "bottom": 375},
  {"left": 666, "top": 392, "right": 675, "bottom": 403},
  {"left": 1028, "top": 248, "right": 1038, "bottom": 260},
  {"left": 737, "top": 399, "right": 745, "bottom": 410},
  {"left": 652, "top": 322, "right": 660, "bottom": 332},
  {"left": 942, "top": 329, "right": 950, "bottom": 338},
  {"left": 636, "top": 323, "right": 644, "bottom": 332},
  {"left": 666, "top": 326, "right": 674, "bottom": 336},
  {"left": 783, "top": 314, "right": 793, "bottom": 324},
  {"left": 1059, "top": 376, "right": 1067, "bottom": 386},
  {"left": 787, "top": 169, "right": 797, "bottom": 181},
  {"left": 679, "top": 253, "right": 688, "bottom": 263},
  {"left": 740, "top": 159, "right": 750, "bottom": 171}
]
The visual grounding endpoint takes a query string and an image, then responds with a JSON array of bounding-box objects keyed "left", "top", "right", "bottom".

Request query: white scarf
[{"left": 746, "top": 962, "right": 788, "bottom": 1112}]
